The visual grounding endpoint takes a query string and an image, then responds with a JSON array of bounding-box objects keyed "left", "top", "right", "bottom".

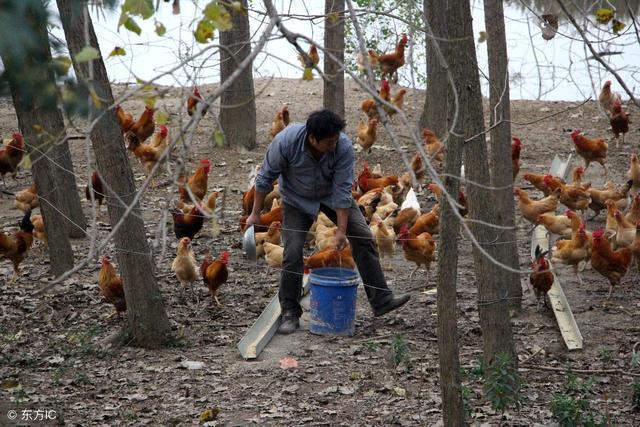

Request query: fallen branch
[{"left": 520, "top": 364, "right": 640, "bottom": 377}]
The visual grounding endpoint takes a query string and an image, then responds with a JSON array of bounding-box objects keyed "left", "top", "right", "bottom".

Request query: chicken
[
  {"left": 614, "top": 210, "right": 635, "bottom": 248},
  {"left": 298, "top": 45, "right": 320, "bottom": 79},
  {"left": 410, "top": 204, "right": 440, "bottom": 236},
  {"left": 179, "top": 159, "right": 211, "bottom": 203},
  {"left": 571, "top": 166, "right": 590, "bottom": 188},
  {"left": 171, "top": 237, "right": 199, "bottom": 298},
  {"left": 514, "top": 187, "right": 561, "bottom": 224},
  {"left": 384, "top": 88, "right": 407, "bottom": 116},
  {"left": 129, "top": 124, "right": 169, "bottom": 175},
  {"left": 201, "top": 251, "right": 230, "bottom": 305},
  {"left": 423, "top": 128, "right": 445, "bottom": 163},
  {"left": 591, "top": 229, "right": 632, "bottom": 298},
  {"left": 393, "top": 187, "right": 421, "bottom": 233},
  {"left": 270, "top": 106, "right": 289, "bottom": 138},
  {"left": 605, "top": 199, "right": 619, "bottom": 236},
  {"left": 543, "top": 175, "right": 590, "bottom": 215},
  {"left": 630, "top": 220, "right": 640, "bottom": 276},
  {"left": 512, "top": 137, "right": 522, "bottom": 180},
  {"left": 31, "top": 214, "right": 46, "bottom": 246},
  {"left": 552, "top": 222, "right": 591, "bottom": 285},
  {"left": 256, "top": 221, "right": 282, "bottom": 258},
  {"left": 171, "top": 206, "right": 204, "bottom": 240},
  {"left": 0, "top": 211, "right": 34, "bottom": 283},
  {"left": 357, "top": 188, "right": 385, "bottom": 221},
  {"left": 242, "top": 185, "right": 256, "bottom": 215},
  {"left": 626, "top": 194, "right": 640, "bottom": 224},
  {"left": 536, "top": 212, "right": 572, "bottom": 238},
  {"left": 356, "top": 118, "right": 378, "bottom": 153},
  {"left": 374, "top": 199, "right": 398, "bottom": 220},
  {"left": 570, "top": 130, "right": 608, "bottom": 176},
  {"left": 263, "top": 242, "right": 284, "bottom": 268},
  {"left": 609, "top": 99, "right": 629, "bottom": 148},
  {"left": 428, "top": 183, "right": 468, "bottom": 217},
  {"left": 378, "top": 33, "right": 408, "bottom": 83},
  {"left": 599, "top": 80, "right": 621, "bottom": 113},
  {"left": 628, "top": 153, "right": 640, "bottom": 194},
  {"left": 125, "top": 105, "right": 155, "bottom": 146},
  {"left": 187, "top": 87, "right": 208, "bottom": 117},
  {"left": 315, "top": 223, "right": 338, "bottom": 251},
  {"left": 356, "top": 49, "right": 380, "bottom": 73},
  {"left": 361, "top": 80, "right": 391, "bottom": 119},
  {"left": 85, "top": 170, "right": 105, "bottom": 209},
  {"left": 97, "top": 255, "right": 126, "bottom": 316},
  {"left": 370, "top": 215, "right": 395, "bottom": 269},
  {"left": 588, "top": 180, "right": 632, "bottom": 218},
  {"left": 359, "top": 173, "right": 399, "bottom": 193},
  {"left": 0, "top": 132, "right": 25, "bottom": 186},
  {"left": 522, "top": 172, "right": 556, "bottom": 196},
  {"left": 398, "top": 223, "right": 436, "bottom": 281},
  {"left": 304, "top": 247, "right": 356, "bottom": 270},
  {"left": 240, "top": 205, "right": 283, "bottom": 233},
  {"left": 400, "top": 152, "right": 426, "bottom": 190},
  {"left": 14, "top": 184, "right": 38, "bottom": 213},
  {"left": 115, "top": 105, "right": 135, "bottom": 133},
  {"left": 530, "top": 245, "right": 554, "bottom": 309}
]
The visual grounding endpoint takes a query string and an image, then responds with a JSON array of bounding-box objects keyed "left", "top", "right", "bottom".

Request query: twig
[{"left": 519, "top": 347, "right": 544, "bottom": 365}]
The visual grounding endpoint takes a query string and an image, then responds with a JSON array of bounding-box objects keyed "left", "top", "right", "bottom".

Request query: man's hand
[
  {"left": 333, "top": 229, "right": 348, "bottom": 250},
  {"left": 246, "top": 212, "right": 261, "bottom": 229}
]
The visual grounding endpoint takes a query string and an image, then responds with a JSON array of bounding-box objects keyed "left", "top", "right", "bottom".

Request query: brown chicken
[
  {"left": 172, "top": 237, "right": 199, "bottom": 298},
  {"left": 31, "top": 214, "right": 46, "bottom": 246},
  {"left": 400, "top": 152, "right": 426, "bottom": 190},
  {"left": 410, "top": 204, "right": 440, "bottom": 236},
  {"left": 626, "top": 194, "right": 640, "bottom": 224},
  {"left": 514, "top": 187, "right": 561, "bottom": 224},
  {"left": 356, "top": 118, "right": 378, "bottom": 153},
  {"left": 361, "top": 80, "right": 392, "bottom": 119},
  {"left": 270, "top": 106, "right": 289, "bottom": 138},
  {"left": 512, "top": 137, "right": 522, "bottom": 180},
  {"left": 571, "top": 166, "right": 590, "bottom": 188},
  {"left": 201, "top": 251, "right": 230, "bottom": 305},
  {"left": 115, "top": 105, "right": 135, "bottom": 134},
  {"left": 393, "top": 206, "right": 420, "bottom": 234},
  {"left": 0, "top": 132, "right": 25, "bottom": 186},
  {"left": 552, "top": 222, "right": 591, "bottom": 285},
  {"left": 171, "top": 206, "right": 204, "bottom": 240},
  {"left": 378, "top": 34, "right": 408, "bottom": 83},
  {"left": 129, "top": 124, "right": 169, "bottom": 175},
  {"left": 588, "top": 180, "right": 632, "bottom": 218},
  {"left": 628, "top": 153, "right": 640, "bottom": 194},
  {"left": 359, "top": 173, "right": 399, "bottom": 193},
  {"left": 614, "top": 210, "right": 635, "bottom": 248},
  {"left": 543, "top": 175, "right": 590, "bottom": 215},
  {"left": 571, "top": 130, "right": 608, "bottom": 176},
  {"left": 179, "top": 159, "right": 211, "bottom": 202},
  {"left": 385, "top": 88, "right": 407, "bottom": 116},
  {"left": 398, "top": 223, "right": 436, "bottom": 281},
  {"left": 298, "top": 44, "right": 320, "bottom": 78},
  {"left": 423, "top": 128, "right": 445, "bottom": 163},
  {"left": 522, "top": 172, "right": 556, "bottom": 196},
  {"left": 536, "top": 212, "right": 572, "bottom": 238},
  {"left": 85, "top": 170, "right": 105, "bottom": 208},
  {"left": 356, "top": 49, "right": 380, "bottom": 73},
  {"left": 263, "top": 242, "right": 284, "bottom": 268},
  {"left": 240, "top": 205, "right": 283, "bottom": 232},
  {"left": 0, "top": 211, "right": 34, "bottom": 283},
  {"left": 97, "top": 255, "right": 126, "bottom": 316},
  {"left": 304, "top": 247, "right": 356, "bottom": 270},
  {"left": 610, "top": 99, "right": 629, "bottom": 148},
  {"left": 14, "top": 184, "right": 38, "bottom": 213},
  {"left": 125, "top": 106, "right": 155, "bottom": 146},
  {"left": 256, "top": 221, "right": 282, "bottom": 258},
  {"left": 591, "top": 229, "right": 632, "bottom": 298},
  {"left": 599, "top": 80, "right": 621, "bottom": 113},
  {"left": 530, "top": 245, "right": 554, "bottom": 308},
  {"left": 187, "top": 87, "right": 208, "bottom": 117},
  {"left": 370, "top": 216, "right": 395, "bottom": 269}
]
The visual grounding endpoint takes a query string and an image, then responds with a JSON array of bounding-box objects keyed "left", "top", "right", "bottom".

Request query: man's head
[{"left": 306, "top": 109, "right": 345, "bottom": 154}]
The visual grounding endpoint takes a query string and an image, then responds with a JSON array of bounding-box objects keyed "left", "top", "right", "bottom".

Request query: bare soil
[{"left": 0, "top": 78, "right": 639, "bottom": 426}]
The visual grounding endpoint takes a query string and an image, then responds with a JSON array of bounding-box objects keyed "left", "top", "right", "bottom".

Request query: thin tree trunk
[
  {"left": 484, "top": 0, "right": 521, "bottom": 310},
  {"left": 219, "top": 0, "right": 256, "bottom": 150},
  {"left": 56, "top": 0, "right": 171, "bottom": 348},
  {"left": 0, "top": 0, "right": 78, "bottom": 277},
  {"left": 419, "top": 0, "right": 448, "bottom": 136},
  {"left": 447, "top": 0, "right": 516, "bottom": 365},
  {"left": 323, "top": 0, "right": 345, "bottom": 117}
]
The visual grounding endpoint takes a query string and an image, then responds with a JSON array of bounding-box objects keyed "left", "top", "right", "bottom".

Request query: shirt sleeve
[
  {"left": 255, "top": 134, "right": 287, "bottom": 194},
  {"left": 331, "top": 135, "right": 355, "bottom": 209}
]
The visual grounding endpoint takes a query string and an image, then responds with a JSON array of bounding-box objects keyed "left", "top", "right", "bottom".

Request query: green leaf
[
  {"left": 75, "top": 46, "right": 100, "bottom": 63},
  {"left": 156, "top": 110, "right": 169, "bottom": 125},
  {"left": 123, "top": 0, "right": 154, "bottom": 19},
  {"left": 155, "top": 22, "right": 167, "bottom": 36},
  {"left": 595, "top": 8, "right": 614, "bottom": 24},
  {"left": 89, "top": 87, "right": 102, "bottom": 109},
  {"left": 302, "top": 67, "right": 313, "bottom": 81},
  {"left": 213, "top": 129, "right": 224, "bottom": 147},
  {"left": 143, "top": 95, "right": 156, "bottom": 108},
  {"left": 612, "top": 19, "right": 625, "bottom": 34},
  {"left": 108, "top": 46, "right": 127, "bottom": 58},
  {"left": 194, "top": 19, "right": 215, "bottom": 43},
  {"left": 51, "top": 56, "right": 72, "bottom": 76},
  {"left": 203, "top": 2, "right": 233, "bottom": 31},
  {"left": 478, "top": 31, "right": 488, "bottom": 43},
  {"left": 124, "top": 17, "right": 142, "bottom": 35}
]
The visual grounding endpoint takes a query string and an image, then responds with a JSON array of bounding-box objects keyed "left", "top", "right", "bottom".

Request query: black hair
[{"left": 306, "top": 109, "right": 346, "bottom": 140}]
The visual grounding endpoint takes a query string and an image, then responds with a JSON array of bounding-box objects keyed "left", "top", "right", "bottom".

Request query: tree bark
[
  {"left": 219, "top": 0, "right": 256, "bottom": 150},
  {"left": 446, "top": 0, "right": 516, "bottom": 365},
  {"left": 56, "top": 0, "right": 171, "bottom": 348},
  {"left": 419, "top": 0, "right": 449, "bottom": 136},
  {"left": 323, "top": 0, "right": 345, "bottom": 117},
  {"left": 0, "top": 0, "right": 80, "bottom": 277},
  {"left": 484, "top": 0, "right": 521, "bottom": 310}
]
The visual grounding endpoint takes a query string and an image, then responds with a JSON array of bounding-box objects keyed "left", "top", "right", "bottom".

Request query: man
[{"left": 247, "top": 109, "right": 410, "bottom": 334}]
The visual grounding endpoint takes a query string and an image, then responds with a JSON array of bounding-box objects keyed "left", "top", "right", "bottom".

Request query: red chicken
[
  {"left": 115, "top": 105, "right": 134, "bottom": 133},
  {"left": 305, "top": 247, "right": 356, "bottom": 270},
  {"left": 398, "top": 223, "right": 436, "bottom": 281},
  {"left": 530, "top": 245, "right": 554, "bottom": 309},
  {"left": 201, "top": 251, "right": 230, "bottom": 305},
  {"left": 512, "top": 137, "right": 522, "bottom": 180},
  {"left": 240, "top": 205, "right": 283, "bottom": 232},
  {"left": 125, "top": 106, "right": 155, "bottom": 146},
  {"left": 0, "top": 211, "right": 34, "bottom": 283},
  {"left": 179, "top": 159, "right": 211, "bottom": 202},
  {"left": 129, "top": 124, "right": 169, "bottom": 175},
  {"left": 97, "top": 255, "right": 126, "bottom": 317},
  {"left": 187, "top": 87, "right": 208, "bottom": 117},
  {"left": 610, "top": 99, "right": 630, "bottom": 148},
  {"left": 85, "top": 170, "right": 105, "bottom": 208},
  {"left": 378, "top": 34, "right": 408, "bottom": 83},
  {"left": 570, "top": 130, "right": 608, "bottom": 176},
  {"left": 590, "top": 228, "right": 633, "bottom": 298},
  {"left": 171, "top": 206, "right": 204, "bottom": 240},
  {"left": 0, "top": 132, "right": 25, "bottom": 186}
]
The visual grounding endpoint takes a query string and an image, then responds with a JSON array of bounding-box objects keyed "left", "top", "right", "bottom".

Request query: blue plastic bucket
[{"left": 309, "top": 268, "right": 359, "bottom": 336}]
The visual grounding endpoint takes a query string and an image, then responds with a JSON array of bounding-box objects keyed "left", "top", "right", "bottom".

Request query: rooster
[
  {"left": 591, "top": 229, "right": 632, "bottom": 298},
  {"left": 179, "top": 159, "right": 211, "bottom": 203},
  {"left": 512, "top": 137, "right": 522, "bottom": 180},
  {"left": 14, "top": 184, "right": 38, "bottom": 213},
  {"left": 172, "top": 237, "right": 199, "bottom": 300},
  {"left": 0, "top": 211, "right": 34, "bottom": 283},
  {"left": 115, "top": 105, "right": 135, "bottom": 134},
  {"left": 398, "top": 223, "right": 436, "bottom": 281},
  {"left": 378, "top": 34, "right": 408, "bottom": 83},
  {"left": 0, "top": 132, "right": 25, "bottom": 186},
  {"left": 570, "top": 130, "right": 608, "bottom": 176},
  {"left": 97, "top": 256, "right": 126, "bottom": 317},
  {"left": 356, "top": 118, "right": 378, "bottom": 153},
  {"left": 85, "top": 170, "right": 105, "bottom": 209},
  {"left": 187, "top": 87, "right": 208, "bottom": 117},
  {"left": 609, "top": 99, "right": 629, "bottom": 148},
  {"left": 530, "top": 245, "right": 554, "bottom": 309},
  {"left": 129, "top": 124, "right": 169, "bottom": 176},
  {"left": 171, "top": 206, "right": 204, "bottom": 240},
  {"left": 124, "top": 106, "right": 155, "bottom": 147},
  {"left": 599, "top": 80, "right": 621, "bottom": 113},
  {"left": 201, "top": 251, "right": 230, "bottom": 305}
]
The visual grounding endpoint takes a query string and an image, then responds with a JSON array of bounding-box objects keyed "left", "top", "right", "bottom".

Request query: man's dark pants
[{"left": 279, "top": 201, "right": 393, "bottom": 317}]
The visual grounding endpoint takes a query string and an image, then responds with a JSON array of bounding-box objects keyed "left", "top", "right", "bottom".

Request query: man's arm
[
  {"left": 334, "top": 208, "right": 349, "bottom": 250},
  {"left": 246, "top": 191, "right": 267, "bottom": 227}
]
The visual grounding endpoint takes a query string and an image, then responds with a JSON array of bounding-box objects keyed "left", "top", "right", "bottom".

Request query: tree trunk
[
  {"left": 0, "top": 0, "right": 80, "bottom": 277},
  {"left": 56, "top": 0, "right": 171, "bottom": 348},
  {"left": 419, "top": 0, "right": 448, "bottom": 136},
  {"left": 323, "top": 0, "right": 345, "bottom": 117},
  {"left": 219, "top": 0, "right": 256, "bottom": 150},
  {"left": 484, "top": 0, "right": 521, "bottom": 310},
  {"left": 446, "top": 0, "right": 516, "bottom": 365}
]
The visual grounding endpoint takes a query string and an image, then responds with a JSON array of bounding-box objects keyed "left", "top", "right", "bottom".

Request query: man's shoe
[
  {"left": 278, "top": 313, "right": 300, "bottom": 335},
  {"left": 373, "top": 293, "right": 411, "bottom": 317}
]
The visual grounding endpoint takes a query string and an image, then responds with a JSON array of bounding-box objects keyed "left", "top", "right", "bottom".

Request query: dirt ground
[{"left": 1, "top": 77, "right": 639, "bottom": 426}]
